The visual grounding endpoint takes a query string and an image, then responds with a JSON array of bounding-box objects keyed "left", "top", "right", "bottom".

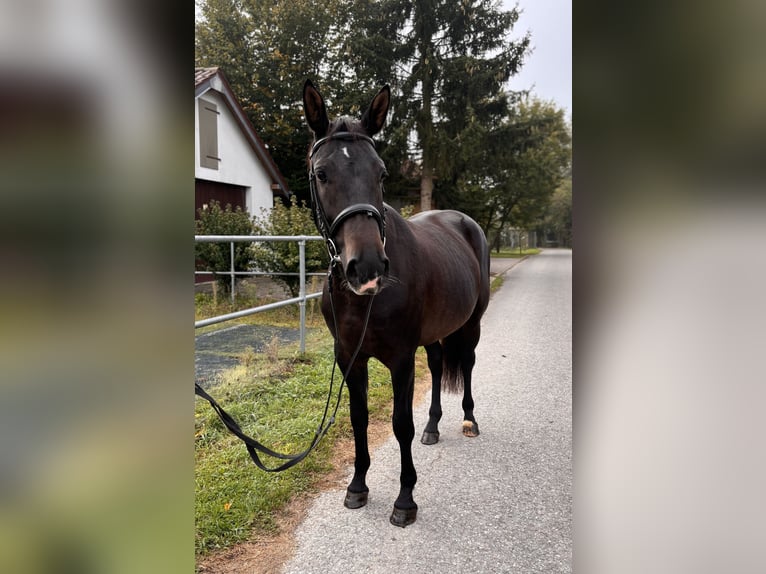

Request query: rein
[
  {"left": 308, "top": 132, "right": 387, "bottom": 259},
  {"left": 194, "top": 266, "right": 375, "bottom": 472}
]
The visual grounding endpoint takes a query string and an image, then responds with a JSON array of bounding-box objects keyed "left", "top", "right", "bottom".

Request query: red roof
[{"left": 194, "top": 67, "right": 219, "bottom": 86}]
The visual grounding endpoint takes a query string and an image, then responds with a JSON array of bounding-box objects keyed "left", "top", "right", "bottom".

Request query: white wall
[{"left": 194, "top": 89, "right": 274, "bottom": 219}]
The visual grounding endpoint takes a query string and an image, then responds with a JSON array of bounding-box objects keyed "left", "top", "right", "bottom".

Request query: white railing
[{"left": 195, "top": 235, "right": 326, "bottom": 353}]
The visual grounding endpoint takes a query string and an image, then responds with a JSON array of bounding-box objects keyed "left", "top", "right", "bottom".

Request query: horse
[{"left": 303, "top": 80, "right": 490, "bottom": 527}]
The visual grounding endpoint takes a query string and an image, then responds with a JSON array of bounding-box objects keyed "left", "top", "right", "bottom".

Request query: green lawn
[{"left": 489, "top": 247, "right": 541, "bottom": 258}]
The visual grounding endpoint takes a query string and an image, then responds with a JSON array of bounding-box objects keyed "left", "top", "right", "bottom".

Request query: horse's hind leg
[
  {"left": 460, "top": 346, "right": 480, "bottom": 437},
  {"left": 459, "top": 325, "right": 481, "bottom": 438},
  {"left": 421, "top": 342, "right": 443, "bottom": 445}
]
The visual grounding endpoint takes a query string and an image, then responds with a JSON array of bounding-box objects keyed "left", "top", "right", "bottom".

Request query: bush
[
  {"left": 251, "top": 197, "right": 329, "bottom": 296},
  {"left": 195, "top": 201, "right": 254, "bottom": 293}
]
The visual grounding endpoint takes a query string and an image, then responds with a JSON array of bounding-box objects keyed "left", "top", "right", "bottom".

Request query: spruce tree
[{"left": 388, "top": 0, "right": 530, "bottom": 211}]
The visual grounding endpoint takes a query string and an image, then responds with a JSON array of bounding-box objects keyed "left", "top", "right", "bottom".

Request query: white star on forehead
[{"left": 342, "top": 146, "right": 350, "bottom": 158}]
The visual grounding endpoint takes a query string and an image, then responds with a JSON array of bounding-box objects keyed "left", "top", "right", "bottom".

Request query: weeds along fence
[{"left": 195, "top": 235, "right": 325, "bottom": 353}]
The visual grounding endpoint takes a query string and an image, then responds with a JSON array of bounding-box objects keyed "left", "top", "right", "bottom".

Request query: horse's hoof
[
  {"left": 420, "top": 430, "right": 440, "bottom": 445},
  {"left": 390, "top": 504, "right": 417, "bottom": 528},
  {"left": 462, "top": 420, "right": 480, "bottom": 437},
  {"left": 344, "top": 489, "right": 368, "bottom": 509}
]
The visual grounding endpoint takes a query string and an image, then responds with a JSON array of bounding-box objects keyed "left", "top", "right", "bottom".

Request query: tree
[
  {"left": 469, "top": 98, "right": 571, "bottom": 250},
  {"left": 429, "top": 97, "right": 571, "bottom": 249},
  {"left": 243, "top": 0, "right": 357, "bottom": 199},
  {"left": 196, "top": 0, "right": 356, "bottom": 202},
  {"left": 195, "top": 0, "right": 258, "bottom": 100},
  {"left": 541, "top": 178, "right": 572, "bottom": 247},
  {"left": 390, "top": 0, "right": 530, "bottom": 211}
]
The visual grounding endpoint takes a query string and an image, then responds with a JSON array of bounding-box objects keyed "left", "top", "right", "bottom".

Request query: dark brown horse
[{"left": 303, "top": 80, "right": 490, "bottom": 527}]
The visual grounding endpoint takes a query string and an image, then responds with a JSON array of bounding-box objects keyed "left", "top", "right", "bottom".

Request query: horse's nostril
[{"left": 345, "top": 258, "right": 358, "bottom": 280}]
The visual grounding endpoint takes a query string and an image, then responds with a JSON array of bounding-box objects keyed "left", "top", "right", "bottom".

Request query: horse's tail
[
  {"left": 441, "top": 333, "right": 466, "bottom": 394},
  {"left": 438, "top": 211, "right": 489, "bottom": 395}
]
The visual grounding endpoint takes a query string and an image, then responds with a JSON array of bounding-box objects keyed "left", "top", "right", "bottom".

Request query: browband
[{"left": 310, "top": 132, "right": 376, "bottom": 159}]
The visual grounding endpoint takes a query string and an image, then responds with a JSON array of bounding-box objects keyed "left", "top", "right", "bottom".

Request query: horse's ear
[
  {"left": 303, "top": 79, "right": 329, "bottom": 138},
  {"left": 361, "top": 85, "right": 390, "bottom": 136}
]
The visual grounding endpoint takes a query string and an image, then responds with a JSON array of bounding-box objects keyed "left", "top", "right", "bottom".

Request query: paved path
[
  {"left": 282, "top": 249, "right": 572, "bottom": 574},
  {"left": 489, "top": 254, "right": 527, "bottom": 277}
]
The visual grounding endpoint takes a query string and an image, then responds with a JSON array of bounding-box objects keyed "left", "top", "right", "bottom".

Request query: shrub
[
  {"left": 195, "top": 201, "right": 254, "bottom": 293},
  {"left": 251, "top": 197, "right": 329, "bottom": 296}
]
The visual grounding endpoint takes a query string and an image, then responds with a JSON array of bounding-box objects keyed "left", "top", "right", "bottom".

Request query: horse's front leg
[
  {"left": 389, "top": 353, "right": 418, "bottom": 527},
  {"left": 343, "top": 357, "right": 371, "bottom": 509}
]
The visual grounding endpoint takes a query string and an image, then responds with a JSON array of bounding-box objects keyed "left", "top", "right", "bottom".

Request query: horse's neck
[{"left": 385, "top": 210, "right": 418, "bottom": 255}]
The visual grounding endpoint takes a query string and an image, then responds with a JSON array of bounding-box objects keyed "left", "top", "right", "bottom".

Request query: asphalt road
[{"left": 282, "top": 249, "right": 572, "bottom": 574}]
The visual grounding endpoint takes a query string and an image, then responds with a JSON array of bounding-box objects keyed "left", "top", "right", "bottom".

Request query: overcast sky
[{"left": 504, "top": 0, "right": 572, "bottom": 120}]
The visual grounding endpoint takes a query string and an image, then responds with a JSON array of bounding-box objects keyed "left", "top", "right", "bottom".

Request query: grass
[
  {"left": 195, "top": 335, "right": 396, "bottom": 555},
  {"left": 489, "top": 247, "right": 541, "bottom": 258}
]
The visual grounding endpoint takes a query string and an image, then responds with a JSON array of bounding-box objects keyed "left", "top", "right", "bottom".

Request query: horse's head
[{"left": 303, "top": 80, "right": 391, "bottom": 296}]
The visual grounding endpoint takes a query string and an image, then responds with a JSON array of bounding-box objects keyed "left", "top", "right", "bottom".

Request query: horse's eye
[{"left": 315, "top": 169, "right": 327, "bottom": 183}]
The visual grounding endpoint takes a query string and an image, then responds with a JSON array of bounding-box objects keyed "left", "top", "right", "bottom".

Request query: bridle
[{"left": 308, "top": 132, "right": 387, "bottom": 261}]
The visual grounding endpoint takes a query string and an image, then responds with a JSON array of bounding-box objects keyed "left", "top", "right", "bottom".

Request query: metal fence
[{"left": 195, "top": 235, "right": 326, "bottom": 353}]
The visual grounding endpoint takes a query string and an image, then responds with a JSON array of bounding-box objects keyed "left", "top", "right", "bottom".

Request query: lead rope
[{"left": 194, "top": 262, "right": 375, "bottom": 472}]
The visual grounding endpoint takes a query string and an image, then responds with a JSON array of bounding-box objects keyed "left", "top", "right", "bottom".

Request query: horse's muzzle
[
  {"left": 354, "top": 276, "right": 381, "bottom": 295},
  {"left": 344, "top": 253, "right": 389, "bottom": 296}
]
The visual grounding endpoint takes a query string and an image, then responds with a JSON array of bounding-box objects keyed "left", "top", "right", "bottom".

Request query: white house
[{"left": 194, "top": 67, "right": 289, "bottom": 219}]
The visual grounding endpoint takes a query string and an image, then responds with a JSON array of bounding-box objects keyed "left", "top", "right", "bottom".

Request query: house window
[{"left": 198, "top": 99, "right": 220, "bottom": 169}]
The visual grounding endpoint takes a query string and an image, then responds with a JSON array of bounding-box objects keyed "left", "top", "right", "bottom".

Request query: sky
[{"left": 504, "top": 0, "right": 572, "bottom": 120}]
